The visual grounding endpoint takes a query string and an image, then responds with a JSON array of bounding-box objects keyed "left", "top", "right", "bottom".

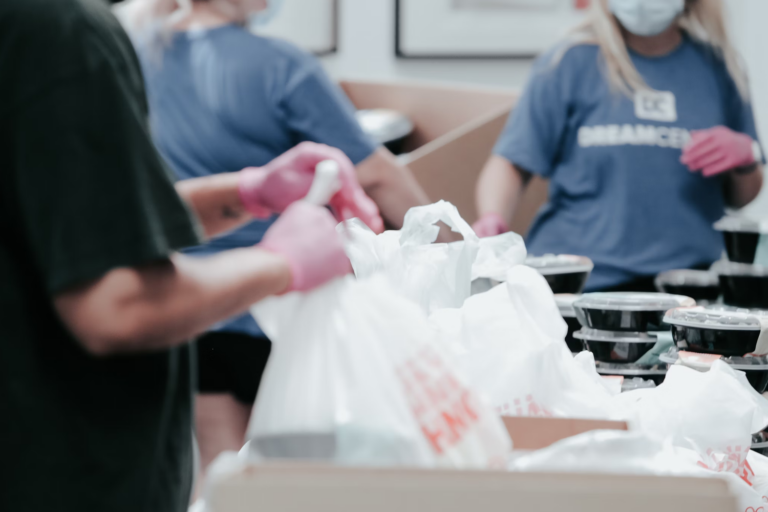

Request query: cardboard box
[
  {"left": 501, "top": 416, "right": 629, "bottom": 451},
  {"left": 207, "top": 463, "right": 738, "bottom": 512},
  {"left": 340, "top": 80, "right": 517, "bottom": 225},
  {"left": 207, "top": 417, "right": 738, "bottom": 512}
]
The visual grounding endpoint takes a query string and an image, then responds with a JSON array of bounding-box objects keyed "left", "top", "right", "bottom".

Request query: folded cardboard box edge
[{"left": 502, "top": 416, "right": 629, "bottom": 451}]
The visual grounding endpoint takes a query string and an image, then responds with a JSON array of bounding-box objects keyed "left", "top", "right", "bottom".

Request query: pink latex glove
[
  {"left": 259, "top": 201, "right": 351, "bottom": 292},
  {"left": 472, "top": 212, "right": 509, "bottom": 238},
  {"left": 680, "top": 126, "right": 757, "bottom": 177},
  {"left": 238, "top": 142, "right": 384, "bottom": 233}
]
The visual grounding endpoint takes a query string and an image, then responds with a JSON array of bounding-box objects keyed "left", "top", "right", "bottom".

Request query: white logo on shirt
[
  {"left": 635, "top": 90, "right": 677, "bottom": 122},
  {"left": 578, "top": 124, "right": 691, "bottom": 149}
]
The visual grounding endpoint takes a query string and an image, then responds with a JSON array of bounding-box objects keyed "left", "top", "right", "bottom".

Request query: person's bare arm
[
  {"left": 54, "top": 248, "right": 289, "bottom": 356},
  {"left": 724, "top": 165, "right": 764, "bottom": 209},
  {"left": 354, "top": 147, "right": 431, "bottom": 229},
  {"left": 175, "top": 172, "right": 253, "bottom": 239},
  {"left": 475, "top": 155, "right": 531, "bottom": 226}
]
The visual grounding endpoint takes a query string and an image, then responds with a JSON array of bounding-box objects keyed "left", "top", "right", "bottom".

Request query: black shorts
[{"left": 195, "top": 331, "right": 271, "bottom": 404}]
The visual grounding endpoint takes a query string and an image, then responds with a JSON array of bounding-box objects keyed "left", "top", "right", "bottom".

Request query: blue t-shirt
[
  {"left": 494, "top": 37, "right": 763, "bottom": 291},
  {"left": 135, "top": 24, "right": 377, "bottom": 335}
]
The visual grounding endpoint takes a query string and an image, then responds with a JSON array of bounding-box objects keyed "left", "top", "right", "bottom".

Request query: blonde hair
[{"left": 562, "top": 0, "right": 749, "bottom": 100}]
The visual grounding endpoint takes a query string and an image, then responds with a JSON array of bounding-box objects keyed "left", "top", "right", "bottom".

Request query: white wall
[
  {"left": 320, "top": 0, "right": 533, "bottom": 89},
  {"left": 729, "top": 0, "right": 768, "bottom": 218}
]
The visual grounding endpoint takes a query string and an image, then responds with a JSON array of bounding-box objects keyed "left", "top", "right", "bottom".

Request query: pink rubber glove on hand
[
  {"left": 472, "top": 212, "right": 509, "bottom": 238},
  {"left": 680, "top": 126, "right": 757, "bottom": 177},
  {"left": 238, "top": 141, "right": 384, "bottom": 233},
  {"left": 259, "top": 201, "right": 351, "bottom": 292}
]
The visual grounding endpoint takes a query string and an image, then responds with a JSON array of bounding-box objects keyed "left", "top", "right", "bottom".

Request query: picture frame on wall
[
  {"left": 396, "top": 0, "right": 590, "bottom": 59},
  {"left": 252, "top": 0, "right": 338, "bottom": 56}
]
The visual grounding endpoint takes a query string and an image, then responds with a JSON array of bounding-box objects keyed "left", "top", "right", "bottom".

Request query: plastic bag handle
[
  {"left": 305, "top": 160, "right": 342, "bottom": 206},
  {"left": 399, "top": 200, "right": 480, "bottom": 247}
]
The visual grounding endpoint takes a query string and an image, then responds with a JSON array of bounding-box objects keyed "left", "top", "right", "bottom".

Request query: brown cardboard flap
[
  {"left": 340, "top": 80, "right": 517, "bottom": 149},
  {"left": 208, "top": 462, "right": 738, "bottom": 512},
  {"left": 503, "top": 416, "right": 629, "bottom": 451},
  {"left": 340, "top": 80, "right": 518, "bottom": 224},
  {"left": 404, "top": 107, "right": 511, "bottom": 223}
]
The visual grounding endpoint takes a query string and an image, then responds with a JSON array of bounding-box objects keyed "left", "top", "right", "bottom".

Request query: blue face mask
[
  {"left": 249, "top": 0, "right": 285, "bottom": 27},
  {"left": 609, "top": 0, "right": 685, "bottom": 37}
]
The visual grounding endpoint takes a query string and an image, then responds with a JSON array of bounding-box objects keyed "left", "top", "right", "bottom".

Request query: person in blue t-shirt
[
  {"left": 474, "top": 0, "right": 764, "bottom": 292},
  {"left": 116, "top": 0, "right": 436, "bottom": 476}
]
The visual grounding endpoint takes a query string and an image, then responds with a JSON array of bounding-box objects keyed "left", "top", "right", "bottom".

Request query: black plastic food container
[
  {"left": 574, "top": 329, "right": 658, "bottom": 363},
  {"left": 714, "top": 217, "right": 766, "bottom": 264},
  {"left": 655, "top": 269, "right": 720, "bottom": 304},
  {"left": 564, "top": 317, "right": 584, "bottom": 353},
  {"left": 526, "top": 254, "right": 594, "bottom": 295},
  {"left": 723, "top": 231, "right": 760, "bottom": 264},
  {"left": 670, "top": 324, "right": 760, "bottom": 356},
  {"left": 720, "top": 274, "right": 768, "bottom": 309},
  {"left": 574, "top": 293, "right": 695, "bottom": 332},
  {"left": 556, "top": 294, "right": 584, "bottom": 353},
  {"left": 665, "top": 306, "right": 764, "bottom": 356}
]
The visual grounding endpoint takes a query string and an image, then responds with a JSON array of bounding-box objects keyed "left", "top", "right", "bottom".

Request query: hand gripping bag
[{"left": 246, "top": 275, "right": 511, "bottom": 468}]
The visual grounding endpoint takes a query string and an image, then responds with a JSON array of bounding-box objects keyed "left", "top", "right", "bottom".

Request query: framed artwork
[
  {"left": 253, "top": 0, "right": 338, "bottom": 56},
  {"left": 396, "top": 0, "right": 590, "bottom": 59}
]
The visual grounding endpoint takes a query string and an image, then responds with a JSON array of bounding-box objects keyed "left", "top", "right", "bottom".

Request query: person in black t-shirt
[{"left": 0, "top": 1, "right": 379, "bottom": 511}]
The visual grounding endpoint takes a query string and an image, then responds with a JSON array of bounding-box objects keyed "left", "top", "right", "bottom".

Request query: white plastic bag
[
  {"left": 611, "top": 361, "right": 768, "bottom": 494},
  {"left": 471, "top": 231, "right": 527, "bottom": 282},
  {"left": 430, "top": 265, "right": 615, "bottom": 419},
  {"left": 509, "top": 429, "right": 768, "bottom": 512},
  {"left": 246, "top": 275, "right": 511, "bottom": 468},
  {"left": 510, "top": 430, "right": 708, "bottom": 476},
  {"left": 343, "top": 201, "right": 481, "bottom": 314}
]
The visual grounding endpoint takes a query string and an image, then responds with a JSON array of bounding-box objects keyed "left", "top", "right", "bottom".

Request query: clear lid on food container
[
  {"left": 573, "top": 328, "right": 658, "bottom": 343},
  {"left": 574, "top": 292, "right": 695, "bottom": 312},
  {"left": 664, "top": 305, "right": 766, "bottom": 331},
  {"left": 594, "top": 361, "right": 669, "bottom": 376},
  {"left": 712, "top": 260, "right": 768, "bottom": 277},
  {"left": 355, "top": 109, "right": 414, "bottom": 145},
  {"left": 655, "top": 269, "right": 719, "bottom": 288},
  {"left": 660, "top": 347, "right": 768, "bottom": 370},
  {"left": 714, "top": 216, "right": 768, "bottom": 234},
  {"left": 555, "top": 294, "right": 579, "bottom": 318},
  {"left": 525, "top": 254, "right": 594, "bottom": 275}
]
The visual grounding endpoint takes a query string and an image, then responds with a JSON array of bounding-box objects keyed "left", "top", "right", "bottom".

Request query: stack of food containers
[
  {"left": 713, "top": 217, "right": 768, "bottom": 309},
  {"left": 661, "top": 304, "right": 768, "bottom": 454},
  {"left": 571, "top": 293, "right": 696, "bottom": 385},
  {"left": 527, "top": 254, "right": 593, "bottom": 354},
  {"left": 661, "top": 306, "right": 768, "bottom": 393}
]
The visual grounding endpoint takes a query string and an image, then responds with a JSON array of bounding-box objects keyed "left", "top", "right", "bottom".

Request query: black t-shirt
[{"left": 0, "top": 1, "right": 202, "bottom": 511}]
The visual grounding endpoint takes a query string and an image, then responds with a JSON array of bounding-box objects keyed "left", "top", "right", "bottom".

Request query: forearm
[
  {"left": 55, "top": 248, "right": 290, "bottom": 355},
  {"left": 355, "top": 148, "right": 431, "bottom": 229},
  {"left": 476, "top": 155, "right": 529, "bottom": 226},
  {"left": 175, "top": 172, "right": 254, "bottom": 238},
  {"left": 725, "top": 165, "right": 764, "bottom": 208}
]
